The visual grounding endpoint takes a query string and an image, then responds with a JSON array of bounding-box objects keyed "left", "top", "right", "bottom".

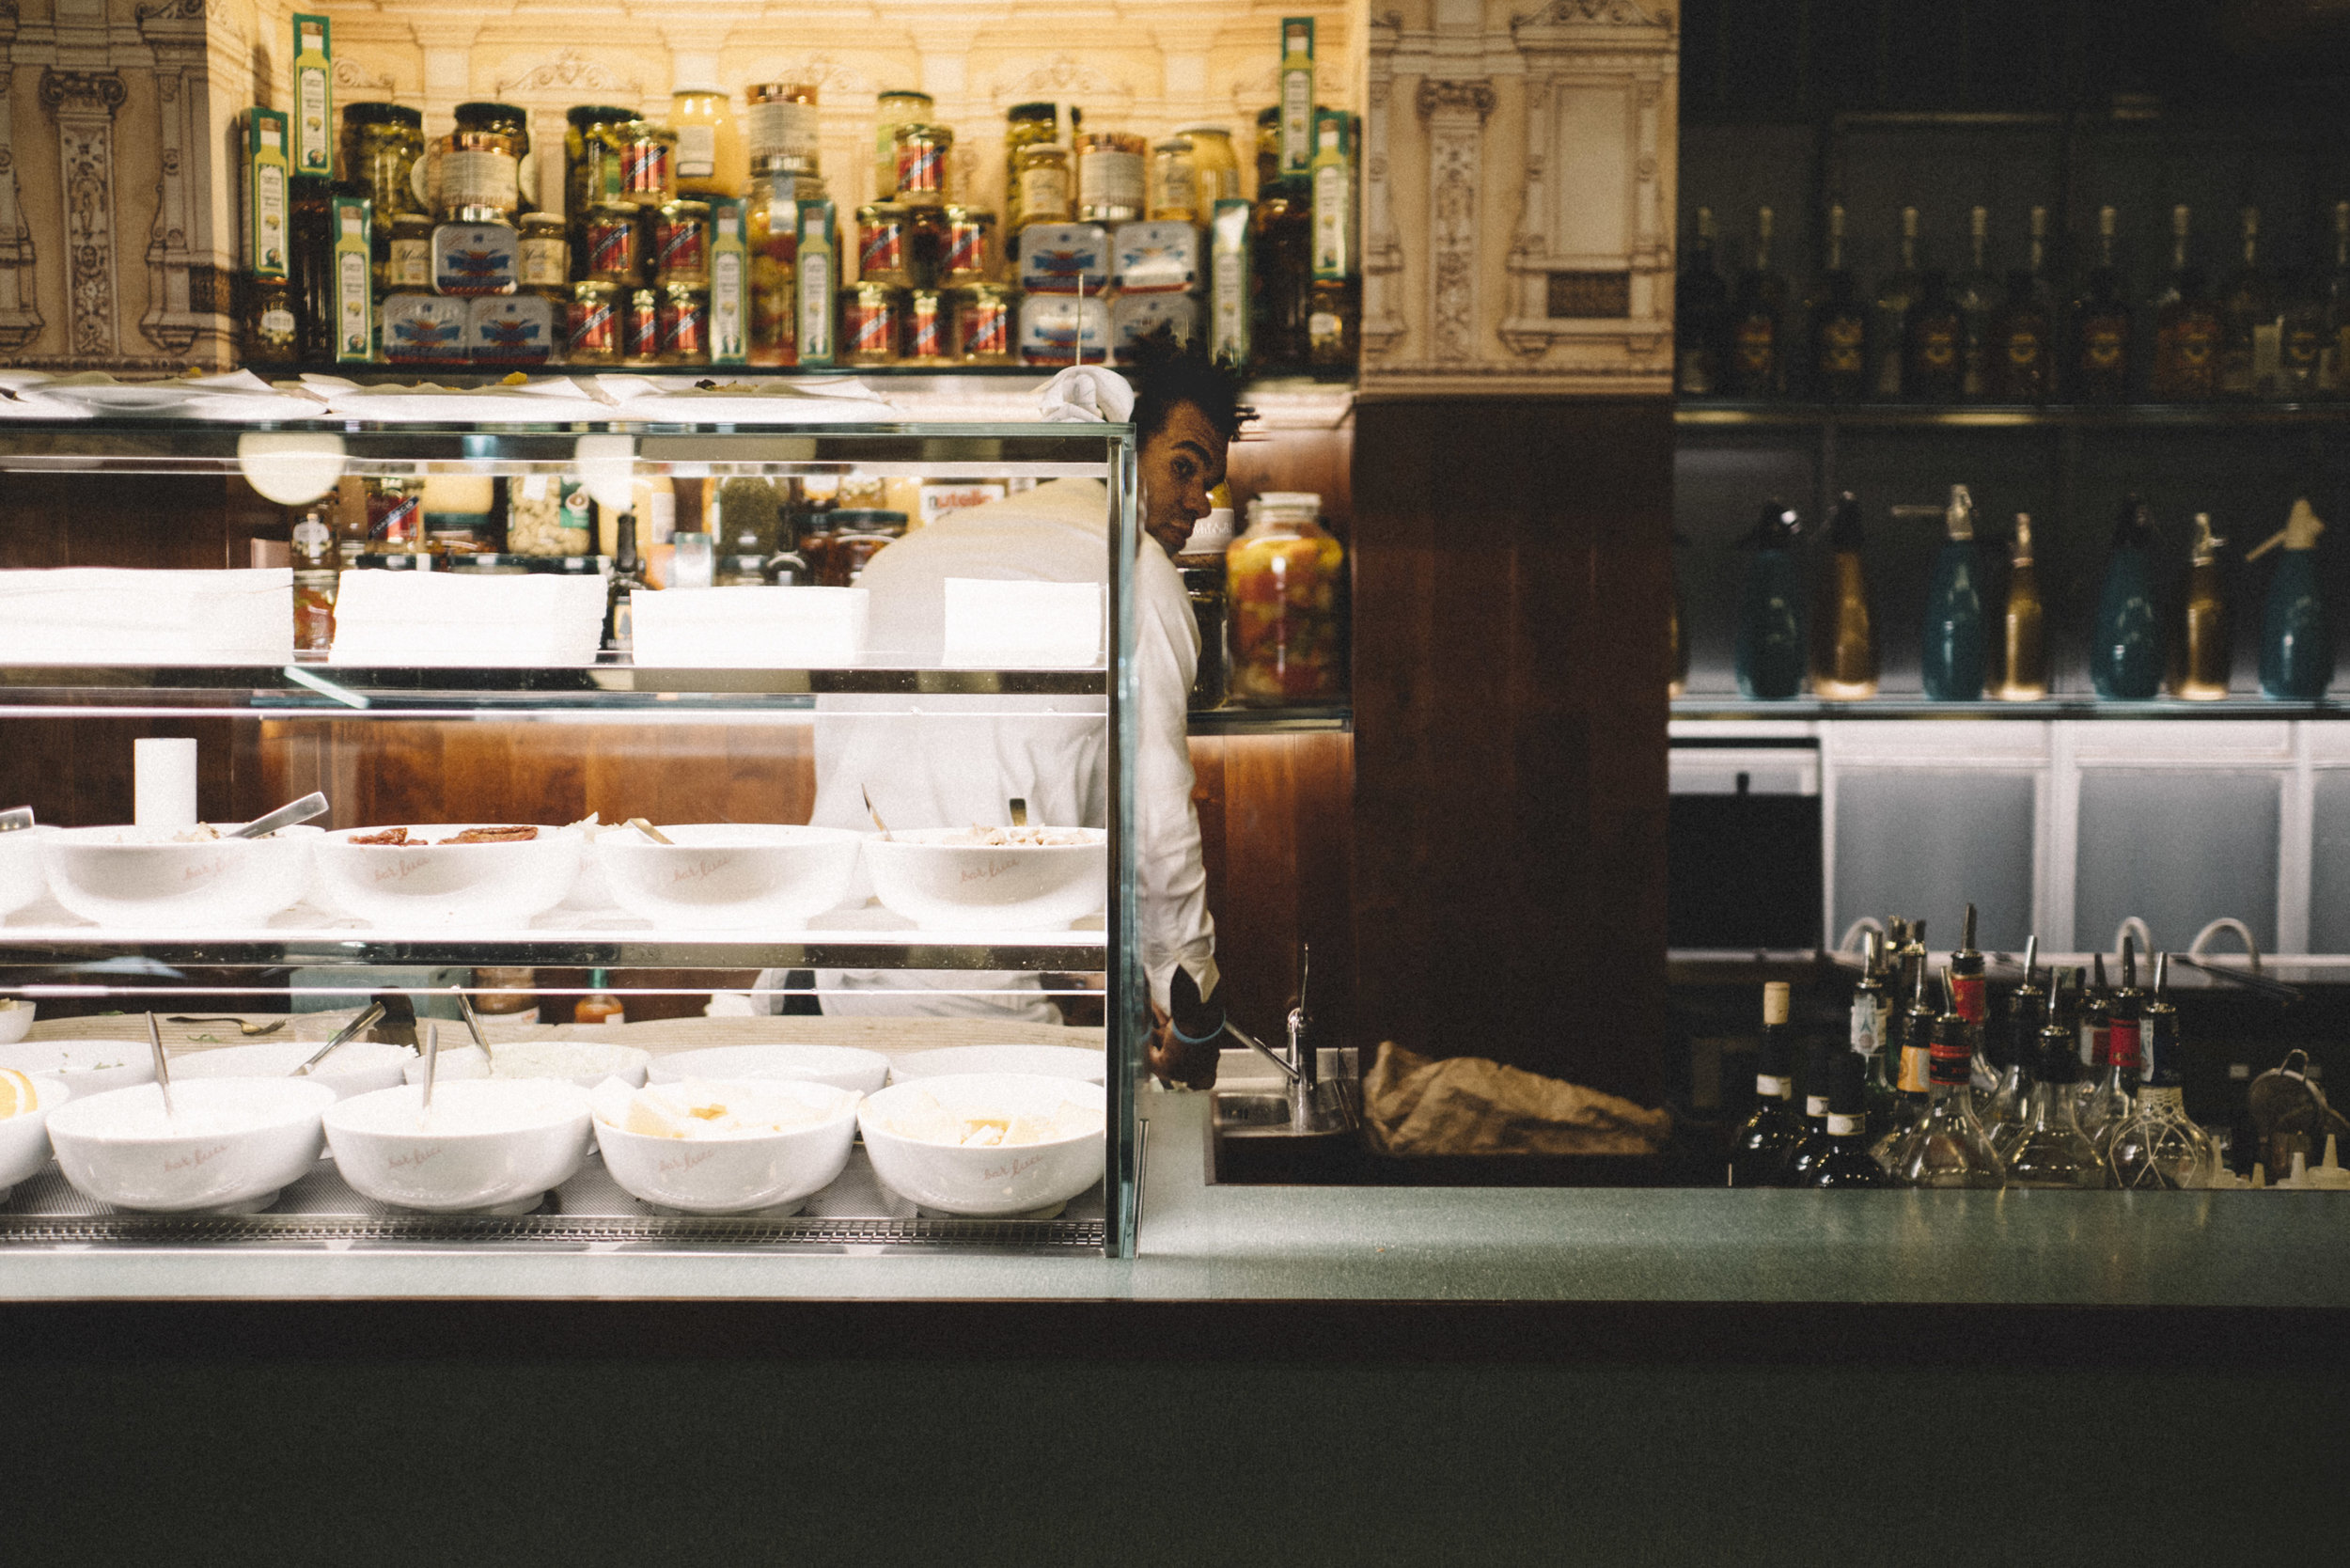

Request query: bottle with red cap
[{"left": 1888, "top": 967, "right": 2006, "bottom": 1187}]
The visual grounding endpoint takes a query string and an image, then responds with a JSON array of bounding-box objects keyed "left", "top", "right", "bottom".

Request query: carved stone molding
[
  {"left": 1358, "top": 12, "right": 1404, "bottom": 358},
  {"left": 738, "top": 55, "right": 874, "bottom": 98},
  {"left": 138, "top": 0, "right": 219, "bottom": 357},
  {"left": 1417, "top": 80, "right": 1495, "bottom": 365},
  {"left": 987, "top": 55, "right": 1136, "bottom": 108},
  {"left": 0, "top": 17, "right": 37, "bottom": 354},
  {"left": 334, "top": 56, "right": 400, "bottom": 96},
  {"left": 493, "top": 50, "right": 646, "bottom": 102},
  {"left": 40, "top": 68, "right": 126, "bottom": 359}
]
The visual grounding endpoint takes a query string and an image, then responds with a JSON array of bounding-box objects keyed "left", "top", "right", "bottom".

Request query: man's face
[{"left": 1137, "top": 401, "right": 1230, "bottom": 557}]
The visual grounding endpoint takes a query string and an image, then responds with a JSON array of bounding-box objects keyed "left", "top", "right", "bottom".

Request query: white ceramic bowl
[
  {"left": 400, "top": 1039, "right": 650, "bottom": 1090},
  {"left": 324, "top": 1079, "right": 592, "bottom": 1213},
  {"left": 645, "top": 1043, "right": 889, "bottom": 1094},
  {"left": 0, "top": 998, "right": 34, "bottom": 1045},
  {"left": 887, "top": 1043, "right": 1106, "bottom": 1084},
  {"left": 857, "top": 1073, "right": 1106, "bottom": 1217},
  {"left": 310, "top": 825, "right": 582, "bottom": 929},
  {"left": 0, "top": 825, "right": 58, "bottom": 917},
  {"left": 591, "top": 1077, "right": 862, "bottom": 1215},
  {"left": 595, "top": 823, "right": 862, "bottom": 930},
  {"left": 0, "top": 1074, "right": 69, "bottom": 1200},
  {"left": 47, "top": 1078, "right": 335, "bottom": 1212},
  {"left": 44, "top": 823, "right": 317, "bottom": 930},
  {"left": 861, "top": 827, "right": 1107, "bottom": 931},
  {"left": 0, "top": 1039, "right": 156, "bottom": 1099},
  {"left": 169, "top": 1039, "right": 415, "bottom": 1100}
]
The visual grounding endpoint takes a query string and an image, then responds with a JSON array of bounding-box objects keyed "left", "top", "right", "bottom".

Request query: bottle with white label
[
  {"left": 1729, "top": 981, "right": 1804, "bottom": 1187},
  {"left": 291, "top": 14, "right": 335, "bottom": 179},
  {"left": 796, "top": 198, "right": 838, "bottom": 368},
  {"left": 331, "top": 194, "right": 373, "bottom": 362},
  {"left": 1278, "top": 16, "right": 1316, "bottom": 177}
]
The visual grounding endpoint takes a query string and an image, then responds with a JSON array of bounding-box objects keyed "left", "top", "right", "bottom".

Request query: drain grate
[{"left": 0, "top": 1211, "right": 1106, "bottom": 1248}]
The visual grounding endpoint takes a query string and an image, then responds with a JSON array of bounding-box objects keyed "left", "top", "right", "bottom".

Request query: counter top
[{"left": 5, "top": 1096, "right": 2347, "bottom": 1316}]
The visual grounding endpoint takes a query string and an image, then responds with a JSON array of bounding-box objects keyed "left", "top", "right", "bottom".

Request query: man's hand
[{"left": 1146, "top": 968, "right": 1223, "bottom": 1090}]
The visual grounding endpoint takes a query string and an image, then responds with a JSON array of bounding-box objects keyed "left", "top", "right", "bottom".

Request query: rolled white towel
[{"left": 1036, "top": 364, "right": 1136, "bottom": 424}]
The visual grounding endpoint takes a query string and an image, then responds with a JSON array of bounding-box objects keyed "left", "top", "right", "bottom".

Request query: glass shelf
[
  {"left": 1187, "top": 703, "right": 1353, "bottom": 734},
  {"left": 1671, "top": 696, "right": 2345, "bottom": 720},
  {"left": 0, "top": 929, "right": 1104, "bottom": 974},
  {"left": 1675, "top": 400, "right": 2350, "bottom": 429}
]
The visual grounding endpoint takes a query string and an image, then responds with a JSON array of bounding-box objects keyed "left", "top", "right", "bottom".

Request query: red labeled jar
[
  {"left": 891, "top": 122, "right": 951, "bottom": 207},
  {"left": 904, "top": 289, "right": 950, "bottom": 361},
  {"left": 623, "top": 285, "right": 662, "bottom": 363},
  {"left": 954, "top": 282, "right": 1014, "bottom": 364},
  {"left": 653, "top": 199, "right": 711, "bottom": 288},
  {"left": 855, "top": 204, "right": 916, "bottom": 288},
  {"left": 840, "top": 283, "right": 903, "bottom": 366},
  {"left": 581, "top": 204, "right": 642, "bottom": 285},
  {"left": 659, "top": 285, "right": 709, "bottom": 363},
  {"left": 941, "top": 206, "right": 995, "bottom": 283},
  {"left": 617, "top": 121, "right": 677, "bottom": 208},
  {"left": 567, "top": 280, "right": 621, "bottom": 364}
]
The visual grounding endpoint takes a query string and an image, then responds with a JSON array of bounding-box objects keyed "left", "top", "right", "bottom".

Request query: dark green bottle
[
  {"left": 1734, "top": 501, "right": 1807, "bottom": 699},
  {"left": 2091, "top": 495, "right": 2164, "bottom": 700}
]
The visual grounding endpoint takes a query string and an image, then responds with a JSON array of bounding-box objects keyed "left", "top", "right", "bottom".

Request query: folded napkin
[
  {"left": 1036, "top": 364, "right": 1136, "bottom": 424},
  {"left": 328, "top": 569, "right": 607, "bottom": 666}
]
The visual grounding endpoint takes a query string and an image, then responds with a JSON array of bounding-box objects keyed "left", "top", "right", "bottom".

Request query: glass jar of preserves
[
  {"left": 658, "top": 285, "right": 709, "bottom": 363},
  {"left": 854, "top": 203, "right": 916, "bottom": 288},
  {"left": 745, "top": 169, "right": 799, "bottom": 365},
  {"left": 874, "top": 90, "right": 934, "bottom": 196},
  {"left": 1173, "top": 125, "right": 1242, "bottom": 212},
  {"left": 892, "top": 122, "right": 951, "bottom": 207},
  {"left": 1011, "top": 145, "right": 1073, "bottom": 230},
  {"left": 823, "top": 510, "right": 907, "bottom": 586},
  {"left": 506, "top": 475, "right": 591, "bottom": 557},
  {"left": 940, "top": 207, "right": 995, "bottom": 283},
  {"left": 1149, "top": 138, "right": 1198, "bottom": 224},
  {"left": 1227, "top": 492, "right": 1345, "bottom": 705},
  {"left": 1005, "top": 102, "right": 1079, "bottom": 225},
  {"left": 340, "top": 102, "right": 427, "bottom": 221},
  {"left": 565, "top": 105, "right": 639, "bottom": 220},
  {"left": 517, "top": 212, "right": 569, "bottom": 294},
  {"left": 567, "top": 280, "right": 622, "bottom": 364},
  {"left": 652, "top": 199, "right": 712, "bottom": 288},
  {"left": 1075, "top": 132, "right": 1147, "bottom": 224},
  {"left": 454, "top": 102, "right": 535, "bottom": 211},
  {"left": 954, "top": 282, "right": 1016, "bottom": 364},
  {"left": 381, "top": 213, "right": 433, "bottom": 293},
  {"left": 745, "top": 83, "right": 822, "bottom": 177},
  {"left": 841, "top": 283, "right": 903, "bottom": 366},
  {"left": 242, "top": 274, "right": 299, "bottom": 364},
  {"left": 579, "top": 203, "right": 642, "bottom": 285},
  {"left": 435, "top": 129, "right": 522, "bottom": 223},
  {"left": 903, "top": 289, "right": 950, "bottom": 361},
  {"left": 616, "top": 120, "right": 678, "bottom": 208},
  {"left": 623, "top": 285, "right": 662, "bottom": 364},
  {"left": 671, "top": 85, "right": 745, "bottom": 197}
]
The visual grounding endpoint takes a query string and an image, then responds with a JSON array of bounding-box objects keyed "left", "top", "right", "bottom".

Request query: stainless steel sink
[{"left": 1211, "top": 1080, "right": 1360, "bottom": 1139}]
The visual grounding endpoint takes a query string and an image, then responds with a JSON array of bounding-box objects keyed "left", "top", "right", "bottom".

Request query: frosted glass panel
[
  {"left": 2075, "top": 772, "right": 2280, "bottom": 954},
  {"left": 1833, "top": 771, "right": 2035, "bottom": 951},
  {"left": 2309, "top": 773, "right": 2350, "bottom": 954}
]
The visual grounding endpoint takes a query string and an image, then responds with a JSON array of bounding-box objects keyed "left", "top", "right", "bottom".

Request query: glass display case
[{"left": 0, "top": 414, "right": 1146, "bottom": 1259}]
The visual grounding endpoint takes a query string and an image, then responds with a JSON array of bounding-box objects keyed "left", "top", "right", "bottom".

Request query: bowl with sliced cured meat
[{"left": 311, "top": 823, "right": 583, "bottom": 930}]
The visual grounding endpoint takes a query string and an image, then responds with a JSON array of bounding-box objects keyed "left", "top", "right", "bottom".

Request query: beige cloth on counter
[{"left": 1361, "top": 1042, "right": 1672, "bottom": 1158}]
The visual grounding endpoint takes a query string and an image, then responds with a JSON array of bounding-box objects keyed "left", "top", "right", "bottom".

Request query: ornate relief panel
[{"left": 0, "top": 3, "right": 42, "bottom": 353}]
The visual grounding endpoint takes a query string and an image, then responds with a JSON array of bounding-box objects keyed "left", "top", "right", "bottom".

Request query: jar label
[
  {"left": 907, "top": 299, "right": 946, "bottom": 359},
  {"left": 389, "top": 237, "right": 431, "bottom": 288},
  {"left": 441, "top": 149, "right": 519, "bottom": 213},
  {"left": 585, "top": 213, "right": 637, "bottom": 279},
  {"left": 961, "top": 296, "right": 1010, "bottom": 357},
  {"left": 656, "top": 215, "right": 708, "bottom": 280},
  {"left": 1017, "top": 166, "right": 1071, "bottom": 224},
  {"left": 568, "top": 296, "right": 619, "bottom": 358},
  {"left": 860, "top": 220, "right": 908, "bottom": 278},
  {"left": 896, "top": 141, "right": 947, "bottom": 197},
  {"left": 519, "top": 237, "right": 568, "bottom": 288},
  {"left": 677, "top": 123, "right": 716, "bottom": 180},
  {"left": 747, "top": 101, "right": 821, "bottom": 165},
  {"left": 946, "top": 220, "right": 990, "bottom": 277},
  {"left": 1078, "top": 149, "right": 1144, "bottom": 212}
]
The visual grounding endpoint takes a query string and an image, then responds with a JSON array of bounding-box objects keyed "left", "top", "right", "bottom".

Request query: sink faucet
[{"left": 1219, "top": 943, "right": 1320, "bottom": 1123}]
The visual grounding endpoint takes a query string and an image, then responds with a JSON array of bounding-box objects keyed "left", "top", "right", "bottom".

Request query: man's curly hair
[{"left": 1126, "top": 329, "right": 1250, "bottom": 445}]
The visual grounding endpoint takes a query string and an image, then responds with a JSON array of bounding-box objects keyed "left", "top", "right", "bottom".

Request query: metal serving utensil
[
  {"left": 1009, "top": 796, "right": 1028, "bottom": 828},
  {"left": 418, "top": 1022, "right": 441, "bottom": 1117},
  {"left": 167, "top": 1015, "right": 289, "bottom": 1037},
  {"left": 456, "top": 988, "right": 497, "bottom": 1074},
  {"left": 862, "top": 785, "right": 892, "bottom": 839},
  {"left": 145, "top": 1012, "right": 175, "bottom": 1121},
  {"left": 624, "top": 817, "right": 673, "bottom": 845},
  {"left": 0, "top": 807, "right": 34, "bottom": 833},
  {"left": 290, "top": 999, "right": 385, "bottom": 1077},
  {"left": 227, "top": 791, "right": 329, "bottom": 840}
]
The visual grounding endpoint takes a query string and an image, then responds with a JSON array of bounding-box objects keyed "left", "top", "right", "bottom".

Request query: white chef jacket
[{"left": 779, "top": 477, "right": 1219, "bottom": 1021}]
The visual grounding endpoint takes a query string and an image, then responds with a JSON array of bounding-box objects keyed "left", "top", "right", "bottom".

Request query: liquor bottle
[
  {"left": 1805, "top": 1053, "right": 1888, "bottom": 1188},
  {"left": 1994, "top": 513, "right": 2048, "bottom": 700},
  {"left": 1992, "top": 207, "right": 2056, "bottom": 401},
  {"left": 1950, "top": 902, "right": 1992, "bottom": 1096},
  {"left": 2080, "top": 938, "right": 2145, "bottom": 1152},
  {"left": 795, "top": 197, "right": 838, "bottom": 368},
  {"left": 1252, "top": 173, "right": 1314, "bottom": 369},
  {"left": 2250, "top": 497, "right": 2333, "bottom": 699},
  {"left": 2169, "top": 511, "right": 2232, "bottom": 700},
  {"left": 288, "top": 176, "right": 335, "bottom": 361},
  {"left": 1850, "top": 930, "right": 1898, "bottom": 1137},
  {"left": 2091, "top": 494, "right": 2164, "bottom": 700},
  {"left": 1954, "top": 206, "right": 2001, "bottom": 400},
  {"left": 1896, "top": 917, "right": 1929, "bottom": 1009},
  {"left": 2107, "top": 953, "right": 2220, "bottom": 1188},
  {"left": 1982, "top": 934, "right": 2044, "bottom": 1137},
  {"left": 1726, "top": 207, "right": 1787, "bottom": 398},
  {"left": 1733, "top": 501, "right": 1807, "bottom": 699},
  {"left": 2149, "top": 205, "right": 2221, "bottom": 400},
  {"left": 1919, "top": 484, "right": 1986, "bottom": 700},
  {"left": 2218, "top": 207, "right": 2279, "bottom": 399},
  {"left": 1307, "top": 112, "right": 1360, "bottom": 368},
  {"left": 1888, "top": 970, "right": 2007, "bottom": 1187},
  {"left": 2278, "top": 210, "right": 2331, "bottom": 399},
  {"left": 1871, "top": 206, "right": 1922, "bottom": 400},
  {"left": 1996, "top": 971, "right": 2106, "bottom": 1187},
  {"left": 2076, "top": 955, "right": 2110, "bottom": 1079},
  {"left": 1871, "top": 959, "right": 1938, "bottom": 1172},
  {"left": 2321, "top": 202, "right": 2350, "bottom": 397},
  {"left": 1676, "top": 208, "right": 1730, "bottom": 398},
  {"left": 1902, "top": 263, "right": 1964, "bottom": 401},
  {"left": 1729, "top": 981, "right": 1804, "bottom": 1186},
  {"left": 1807, "top": 203, "right": 1869, "bottom": 400},
  {"left": 2070, "top": 206, "right": 2132, "bottom": 403},
  {"left": 1810, "top": 492, "right": 1878, "bottom": 699},
  {"left": 1787, "top": 1036, "right": 1841, "bottom": 1184},
  {"left": 605, "top": 511, "right": 647, "bottom": 654}
]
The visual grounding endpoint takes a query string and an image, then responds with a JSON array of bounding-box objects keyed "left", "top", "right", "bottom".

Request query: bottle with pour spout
[
  {"left": 1810, "top": 492, "right": 1878, "bottom": 699},
  {"left": 2250, "top": 497, "right": 2332, "bottom": 699},
  {"left": 1994, "top": 513, "right": 2048, "bottom": 699},
  {"left": 1733, "top": 500, "right": 1807, "bottom": 699},
  {"left": 2091, "top": 494, "right": 2164, "bottom": 700},
  {"left": 2170, "top": 511, "right": 2232, "bottom": 699},
  {"left": 1919, "top": 484, "right": 1986, "bottom": 699}
]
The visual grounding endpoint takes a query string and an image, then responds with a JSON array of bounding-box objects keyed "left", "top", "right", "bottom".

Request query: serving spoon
[
  {"left": 290, "top": 999, "right": 384, "bottom": 1077},
  {"left": 456, "top": 988, "right": 498, "bottom": 1074},
  {"left": 144, "top": 1011, "right": 176, "bottom": 1122},
  {"left": 862, "top": 785, "right": 892, "bottom": 839},
  {"left": 418, "top": 1022, "right": 442, "bottom": 1117},
  {"left": 229, "top": 791, "right": 329, "bottom": 840},
  {"left": 167, "top": 1015, "right": 289, "bottom": 1037}
]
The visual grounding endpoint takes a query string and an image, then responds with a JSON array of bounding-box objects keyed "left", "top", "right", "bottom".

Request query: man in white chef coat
[{"left": 758, "top": 347, "right": 1242, "bottom": 1089}]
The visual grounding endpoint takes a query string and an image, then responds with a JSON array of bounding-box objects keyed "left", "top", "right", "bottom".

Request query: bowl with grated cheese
[
  {"left": 857, "top": 1073, "right": 1105, "bottom": 1216},
  {"left": 589, "top": 1076, "right": 863, "bottom": 1214}
]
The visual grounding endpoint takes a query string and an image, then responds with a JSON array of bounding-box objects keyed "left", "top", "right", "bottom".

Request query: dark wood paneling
[{"left": 1351, "top": 399, "right": 1671, "bottom": 1104}]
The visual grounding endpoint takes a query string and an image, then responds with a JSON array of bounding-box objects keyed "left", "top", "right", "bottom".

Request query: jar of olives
[{"left": 1226, "top": 492, "right": 1345, "bottom": 706}]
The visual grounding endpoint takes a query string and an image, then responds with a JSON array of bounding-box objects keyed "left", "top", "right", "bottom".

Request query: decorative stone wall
[{"left": 1362, "top": 0, "right": 1675, "bottom": 398}]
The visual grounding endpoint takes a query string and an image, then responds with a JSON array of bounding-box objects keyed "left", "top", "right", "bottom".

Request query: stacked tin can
[{"left": 368, "top": 99, "right": 562, "bottom": 367}]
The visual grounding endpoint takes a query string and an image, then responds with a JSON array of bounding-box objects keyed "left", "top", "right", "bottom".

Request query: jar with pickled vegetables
[{"left": 1226, "top": 491, "right": 1344, "bottom": 705}]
